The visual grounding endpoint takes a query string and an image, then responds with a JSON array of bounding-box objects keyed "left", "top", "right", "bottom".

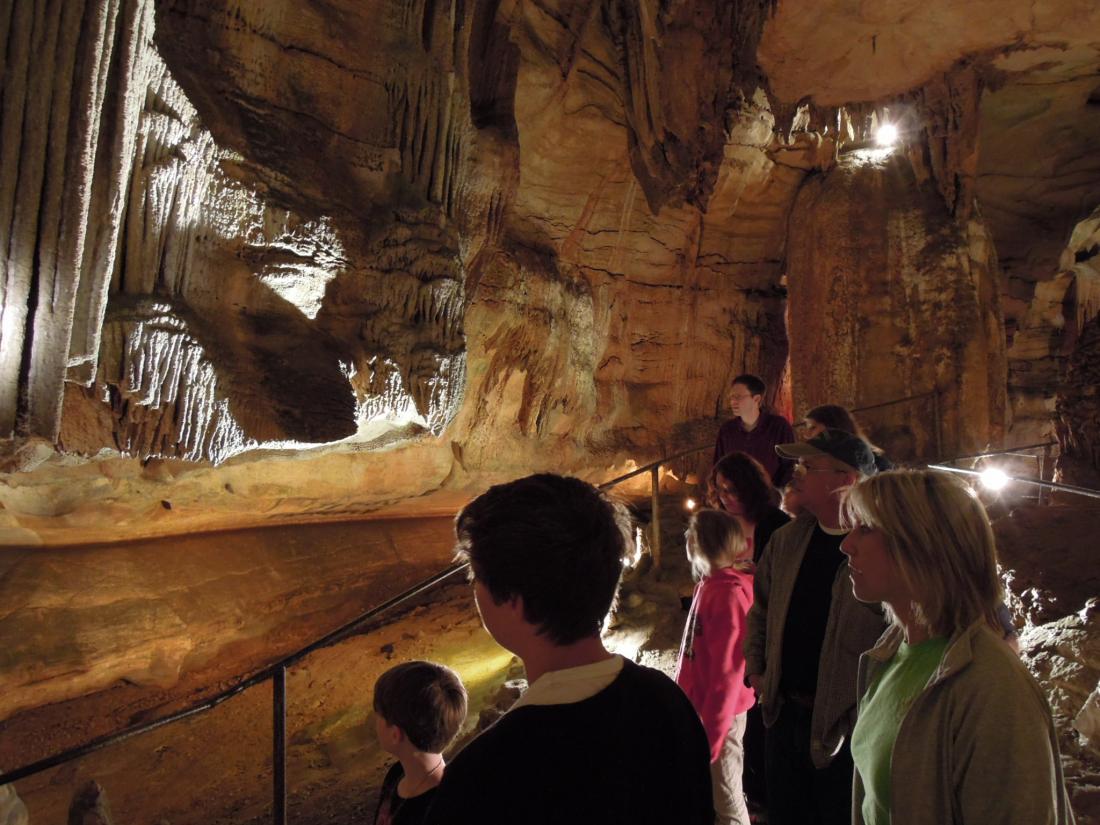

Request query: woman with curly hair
[{"left": 708, "top": 451, "right": 791, "bottom": 563}]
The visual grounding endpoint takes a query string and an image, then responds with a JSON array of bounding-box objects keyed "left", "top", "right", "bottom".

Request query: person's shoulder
[
  {"left": 705, "top": 567, "right": 754, "bottom": 593},
  {"left": 770, "top": 513, "right": 815, "bottom": 544},
  {"left": 949, "top": 625, "right": 1047, "bottom": 707},
  {"left": 716, "top": 417, "right": 740, "bottom": 435},
  {"left": 761, "top": 505, "right": 791, "bottom": 529},
  {"left": 614, "top": 662, "right": 709, "bottom": 747},
  {"left": 963, "top": 625, "right": 1032, "bottom": 679},
  {"left": 616, "top": 660, "right": 697, "bottom": 708},
  {"left": 763, "top": 410, "right": 794, "bottom": 430}
]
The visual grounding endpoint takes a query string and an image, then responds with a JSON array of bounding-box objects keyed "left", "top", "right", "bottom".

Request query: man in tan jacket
[{"left": 744, "top": 429, "right": 886, "bottom": 825}]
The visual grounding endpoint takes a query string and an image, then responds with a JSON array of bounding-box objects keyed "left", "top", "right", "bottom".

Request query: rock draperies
[
  {"left": 785, "top": 149, "right": 1007, "bottom": 459},
  {"left": 1, "top": 0, "right": 154, "bottom": 440},
  {"left": 2, "top": 0, "right": 790, "bottom": 474}
]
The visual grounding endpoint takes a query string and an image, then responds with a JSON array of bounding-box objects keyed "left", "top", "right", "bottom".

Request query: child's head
[
  {"left": 685, "top": 509, "right": 749, "bottom": 579},
  {"left": 454, "top": 473, "right": 631, "bottom": 646},
  {"left": 372, "top": 661, "right": 468, "bottom": 754}
]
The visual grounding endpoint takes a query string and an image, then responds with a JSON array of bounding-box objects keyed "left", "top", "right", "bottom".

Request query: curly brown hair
[{"left": 708, "top": 452, "right": 780, "bottom": 522}]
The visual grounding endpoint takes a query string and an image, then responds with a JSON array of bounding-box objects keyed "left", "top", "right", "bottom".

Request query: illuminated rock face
[
  {"left": 786, "top": 150, "right": 1006, "bottom": 459},
  {"left": 1, "top": 0, "right": 1099, "bottom": 544},
  {"left": 1, "top": 0, "right": 800, "bottom": 543},
  {"left": 1004, "top": 206, "right": 1100, "bottom": 490},
  {"left": 996, "top": 505, "right": 1100, "bottom": 822}
]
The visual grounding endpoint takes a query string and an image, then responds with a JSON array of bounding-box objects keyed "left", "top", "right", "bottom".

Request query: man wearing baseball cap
[{"left": 744, "top": 429, "right": 886, "bottom": 825}]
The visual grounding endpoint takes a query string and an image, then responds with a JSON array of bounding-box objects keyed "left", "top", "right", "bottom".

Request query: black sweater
[{"left": 423, "top": 659, "right": 714, "bottom": 825}]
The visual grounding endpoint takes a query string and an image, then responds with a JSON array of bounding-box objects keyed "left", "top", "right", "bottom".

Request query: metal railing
[
  {"left": 4, "top": 425, "right": 1096, "bottom": 818},
  {"left": 851, "top": 389, "right": 943, "bottom": 459},
  {"left": 0, "top": 443, "right": 710, "bottom": 817},
  {"left": 930, "top": 458, "right": 1100, "bottom": 501}
]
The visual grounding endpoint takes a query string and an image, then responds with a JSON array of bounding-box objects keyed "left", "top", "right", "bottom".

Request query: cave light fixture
[
  {"left": 684, "top": 497, "right": 697, "bottom": 512},
  {"left": 875, "top": 122, "right": 899, "bottom": 148},
  {"left": 979, "top": 467, "right": 1011, "bottom": 492}
]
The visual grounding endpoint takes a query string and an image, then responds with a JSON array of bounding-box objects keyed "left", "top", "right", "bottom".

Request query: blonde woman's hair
[
  {"left": 685, "top": 509, "right": 751, "bottom": 580},
  {"left": 842, "top": 469, "right": 1002, "bottom": 637}
]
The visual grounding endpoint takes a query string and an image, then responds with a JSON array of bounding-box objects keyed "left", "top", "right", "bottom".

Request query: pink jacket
[{"left": 675, "top": 566, "right": 756, "bottom": 762}]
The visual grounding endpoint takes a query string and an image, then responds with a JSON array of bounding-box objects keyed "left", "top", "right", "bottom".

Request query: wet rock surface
[{"left": 997, "top": 503, "right": 1100, "bottom": 824}]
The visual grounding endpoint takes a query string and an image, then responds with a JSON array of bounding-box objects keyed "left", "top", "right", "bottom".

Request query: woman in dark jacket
[{"left": 708, "top": 451, "right": 790, "bottom": 563}]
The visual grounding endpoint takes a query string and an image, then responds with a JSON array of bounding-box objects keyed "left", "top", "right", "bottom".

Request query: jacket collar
[
  {"left": 864, "top": 618, "right": 986, "bottom": 686},
  {"left": 705, "top": 565, "right": 754, "bottom": 584}
]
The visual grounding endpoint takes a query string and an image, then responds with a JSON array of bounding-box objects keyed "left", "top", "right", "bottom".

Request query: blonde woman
[
  {"left": 841, "top": 469, "right": 1074, "bottom": 825},
  {"left": 676, "top": 509, "right": 756, "bottom": 825}
]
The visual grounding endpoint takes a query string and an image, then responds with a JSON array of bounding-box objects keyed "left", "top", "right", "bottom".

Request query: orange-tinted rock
[{"left": 785, "top": 149, "right": 1006, "bottom": 457}]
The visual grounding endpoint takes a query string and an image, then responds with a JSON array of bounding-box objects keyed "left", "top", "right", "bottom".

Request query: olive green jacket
[
  {"left": 744, "top": 514, "right": 886, "bottom": 768},
  {"left": 854, "top": 621, "right": 1076, "bottom": 825}
]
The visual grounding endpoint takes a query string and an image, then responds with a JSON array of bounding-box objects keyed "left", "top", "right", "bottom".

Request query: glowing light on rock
[
  {"left": 684, "top": 498, "right": 697, "bottom": 511},
  {"left": 979, "top": 467, "right": 1010, "bottom": 491},
  {"left": 876, "top": 123, "right": 898, "bottom": 147},
  {"left": 624, "top": 526, "right": 645, "bottom": 568}
]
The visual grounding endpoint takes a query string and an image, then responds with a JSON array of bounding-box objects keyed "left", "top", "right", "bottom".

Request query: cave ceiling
[
  {"left": 2, "top": 0, "right": 1100, "bottom": 543},
  {"left": 759, "top": 0, "right": 1100, "bottom": 306}
]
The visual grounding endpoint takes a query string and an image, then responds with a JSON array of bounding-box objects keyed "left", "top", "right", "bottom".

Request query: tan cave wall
[
  {"left": 0, "top": 0, "right": 811, "bottom": 545},
  {"left": 786, "top": 151, "right": 1007, "bottom": 460},
  {"left": 1007, "top": 207, "right": 1100, "bottom": 455}
]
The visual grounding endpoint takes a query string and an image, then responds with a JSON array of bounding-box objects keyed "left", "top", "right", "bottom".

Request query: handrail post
[
  {"left": 274, "top": 666, "right": 287, "bottom": 825},
  {"left": 650, "top": 464, "right": 661, "bottom": 572},
  {"left": 932, "top": 389, "right": 944, "bottom": 461},
  {"left": 1039, "top": 445, "right": 1052, "bottom": 505}
]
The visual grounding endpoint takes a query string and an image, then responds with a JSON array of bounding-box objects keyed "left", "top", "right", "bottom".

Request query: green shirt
[{"left": 851, "top": 635, "right": 948, "bottom": 825}]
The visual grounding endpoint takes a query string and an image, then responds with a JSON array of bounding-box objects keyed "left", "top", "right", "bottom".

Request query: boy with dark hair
[
  {"left": 372, "top": 661, "right": 468, "bottom": 825},
  {"left": 425, "top": 473, "right": 714, "bottom": 825},
  {"left": 714, "top": 373, "right": 796, "bottom": 488}
]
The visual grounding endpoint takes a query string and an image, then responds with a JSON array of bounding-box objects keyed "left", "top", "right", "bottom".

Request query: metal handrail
[
  {"left": 0, "top": 443, "right": 711, "bottom": 799},
  {"left": 938, "top": 440, "right": 1057, "bottom": 463},
  {"left": 4, "top": 428, "right": 1095, "bottom": 816},
  {"left": 596, "top": 443, "right": 713, "bottom": 570},
  {"left": 928, "top": 464, "right": 1100, "bottom": 501},
  {"left": 0, "top": 562, "right": 470, "bottom": 788}
]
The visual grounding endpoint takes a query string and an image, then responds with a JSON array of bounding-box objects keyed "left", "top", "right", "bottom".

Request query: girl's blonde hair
[
  {"left": 685, "top": 509, "right": 751, "bottom": 580},
  {"left": 843, "top": 469, "right": 1002, "bottom": 637}
]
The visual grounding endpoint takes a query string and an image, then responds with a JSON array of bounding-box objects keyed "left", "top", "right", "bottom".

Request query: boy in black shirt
[
  {"left": 372, "top": 661, "right": 467, "bottom": 825},
  {"left": 424, "top": 474, "right": 714, "bottom": 825}
]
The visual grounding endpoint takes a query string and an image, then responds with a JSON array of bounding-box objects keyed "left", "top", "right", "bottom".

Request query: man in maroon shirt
[{"left": 713, "top": 374, "right": 795, "bottom": 488}]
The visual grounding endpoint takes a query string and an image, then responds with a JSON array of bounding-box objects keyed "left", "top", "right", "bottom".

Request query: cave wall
[
  {"left": 1, "top": 0, "right": 808, "bottom": 544},
  {"left": 3, "top": 0, "right": 1100, "bottom": 545},
  {"left": 1007, "top": 207, "right": 1100, "bottom": 453},
  {"left": 786, "top": 150, "right": 1006, "bottom": 459}
]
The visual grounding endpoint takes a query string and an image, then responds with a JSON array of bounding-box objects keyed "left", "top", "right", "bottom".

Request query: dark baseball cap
[{"left": 775, "top": 428, "right": 877, "bottom": 476}]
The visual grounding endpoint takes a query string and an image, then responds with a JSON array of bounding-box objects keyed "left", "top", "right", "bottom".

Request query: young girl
[{"left": 676, "top": 509, "right": 756, "bottom": 825}]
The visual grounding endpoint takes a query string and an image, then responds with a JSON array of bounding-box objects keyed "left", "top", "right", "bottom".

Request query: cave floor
[{"left": 4, "top": 505, "right": 698, "bottom": 825}]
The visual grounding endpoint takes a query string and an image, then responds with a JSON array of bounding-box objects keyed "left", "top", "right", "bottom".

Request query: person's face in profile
[
  {"left": 728, "top": 383, "right": 761, "bottom": 421},
  {"left": 714, "top": 473, "right": 745, "bottom": 516},
  {"left": 801, "top": 417, "right": 827, "bottom": 440}
]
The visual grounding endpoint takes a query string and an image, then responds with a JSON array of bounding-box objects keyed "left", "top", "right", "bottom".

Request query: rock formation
[
  {"left": 786, "top": 149, "right": 1006, "bottom": 458},
  {"left": 2, "top": 1, "right": 1100, "bottom": 817}
]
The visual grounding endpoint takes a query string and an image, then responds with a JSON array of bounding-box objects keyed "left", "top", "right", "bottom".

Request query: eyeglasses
[{"left": 794, "top": 462, "right": 846, "bottom": 475}]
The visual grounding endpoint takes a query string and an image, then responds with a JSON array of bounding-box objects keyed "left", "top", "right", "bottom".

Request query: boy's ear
[
  {"left": 379, "top": 718, "right": 405, "bottom": 749},
  {"left": 506, "top": 593, "right": 525, "bottom": 619}
]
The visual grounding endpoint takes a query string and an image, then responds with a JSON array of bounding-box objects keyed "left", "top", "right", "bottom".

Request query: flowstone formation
[
  {"left": 2, "top": 0, "right": 802, "bottom": 543},
  {"left": 1, "top": 0, "right": 1099, "bottom": 547}
]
